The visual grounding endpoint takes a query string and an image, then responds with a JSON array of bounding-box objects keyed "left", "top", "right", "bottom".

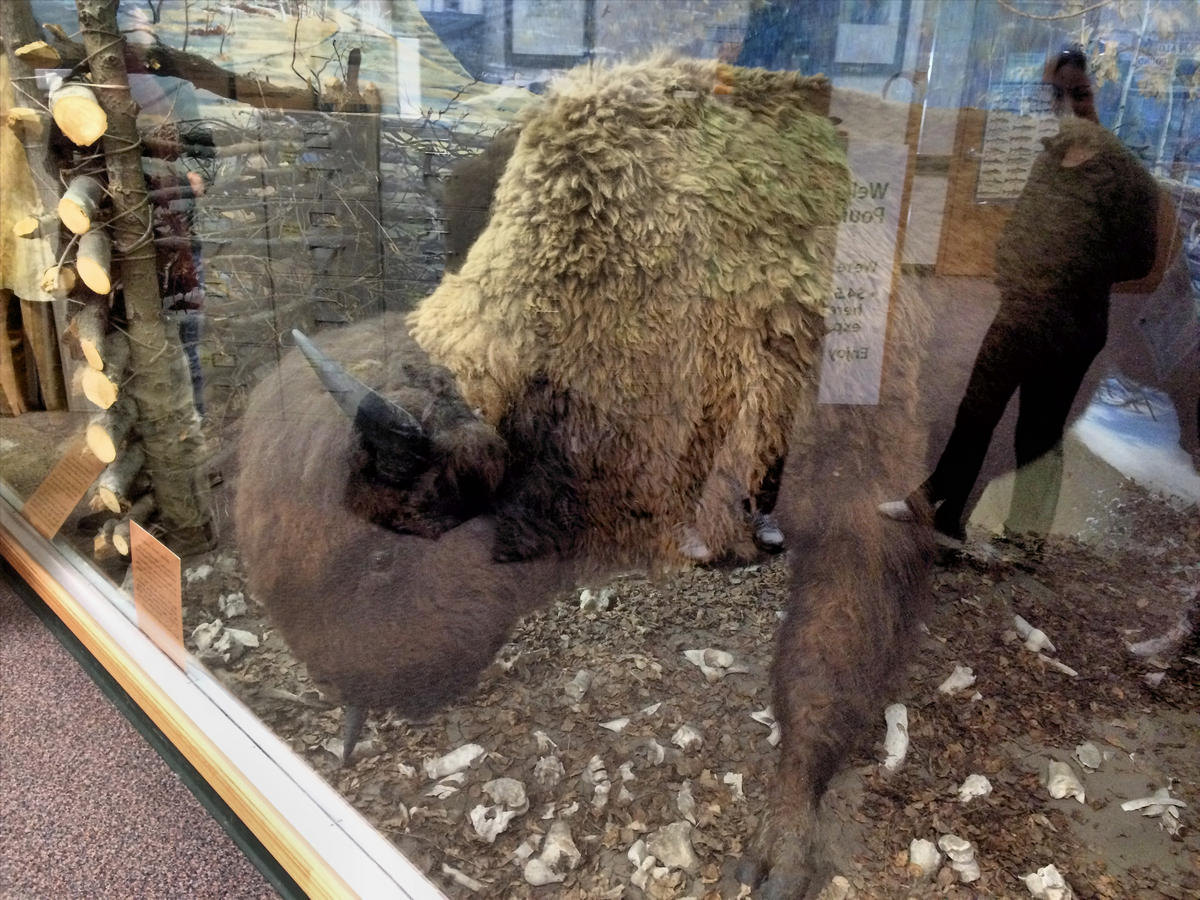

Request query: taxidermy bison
[{"left": 237, "top": 57, "right": 932, "bottom": 896}]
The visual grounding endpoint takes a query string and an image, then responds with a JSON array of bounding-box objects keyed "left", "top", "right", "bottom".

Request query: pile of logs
[{"left": 11, "top": 76, "right": 158, "bottom": 563}]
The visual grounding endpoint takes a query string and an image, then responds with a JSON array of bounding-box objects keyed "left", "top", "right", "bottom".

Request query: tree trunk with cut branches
[{"left": 75, "top": 0, "right": 212, "bottom": 553}]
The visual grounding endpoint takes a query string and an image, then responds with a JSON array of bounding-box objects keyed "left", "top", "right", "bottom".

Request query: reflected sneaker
[
  {"left": 877, "top": 499, "right": 916, "bottom": 521},
  {"left": 932, "top": 528, "right": 965, "bottom": 552},
  {"left": 752, "top": 512, "right": 785, "bottom": 552}
]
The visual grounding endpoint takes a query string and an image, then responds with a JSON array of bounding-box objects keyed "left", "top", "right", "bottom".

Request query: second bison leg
[{"left": 742, "top": 407, "right": 931, "bottom": 897}]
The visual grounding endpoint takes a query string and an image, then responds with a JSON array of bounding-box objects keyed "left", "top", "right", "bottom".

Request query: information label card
[
  {"left": 21, "top": 434, "right": 106, "bottom": 539},
  {"left": 130, "top": 521, "right": 187, "bottom": 668},
  {"left": 818, "top": 141, "right": 911, "bottom": 405}
]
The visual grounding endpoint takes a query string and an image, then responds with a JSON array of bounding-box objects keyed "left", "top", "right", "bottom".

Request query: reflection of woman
[
  {"left": 879, "top": 47, "right": 1159, "bottom": 545},
  {"left": 146, "top": 124, "right": 213, "bottom": 417}
]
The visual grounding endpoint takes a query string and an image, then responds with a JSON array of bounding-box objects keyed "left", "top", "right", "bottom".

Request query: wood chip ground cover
[{"left": 173, "top": 479, "right": 1200, "bottom": 900}]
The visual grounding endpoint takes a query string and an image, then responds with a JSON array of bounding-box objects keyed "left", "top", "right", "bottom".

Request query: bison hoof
[{"left": 737, "top": 801, "right": 821, "bottom": 899}]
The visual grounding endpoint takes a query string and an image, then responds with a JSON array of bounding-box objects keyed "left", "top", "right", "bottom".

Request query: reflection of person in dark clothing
[
  {"left": 146, "top": 124, "right": 213, "bottom": 416},
  {"left": 879, "top": 47, "right": 1159, "bottom": 545}
]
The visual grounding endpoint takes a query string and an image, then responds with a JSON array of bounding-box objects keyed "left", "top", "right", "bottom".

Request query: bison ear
[{"left": 292, "top": 329, "right": 432, "bottom": 487}]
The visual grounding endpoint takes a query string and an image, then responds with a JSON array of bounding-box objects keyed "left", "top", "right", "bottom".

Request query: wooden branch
[
  {"left": 79, "top": 0, "right": 212, "bottom": 549},
  {"left": 58, "top": 174, "right": 106, "bottom": 234},
  {"left": 113, "top": 493, "right": 155, "bottom": 556},
  {"left": 76, "top": 228, "right": 112, "bottom": 292},
  {"left": 49, "top": 82, "right": 108, "bottom": 146},
  {"left": 42, "top": 22, "right": 317, "bottom": 111},
  {"left": 140, "top": 133, "right": 219, "bottom": 160},
  {"left": 146, "top": 184, "right": 199, "bottom": 206},
  {"left": 95, "top": 443, "right": 145, "bottom": 511},
  {"left": 86, "top": 395, "right": 136, "bottom": 463}
]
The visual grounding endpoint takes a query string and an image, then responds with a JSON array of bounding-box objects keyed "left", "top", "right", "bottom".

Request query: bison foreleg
[{"left": 742, "top": 441, "right": 931, "bottom": 897}]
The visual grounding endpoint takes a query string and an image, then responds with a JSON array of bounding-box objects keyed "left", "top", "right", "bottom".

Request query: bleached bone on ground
[
  {"left": 1075, "top": 741, "right": 1105, "bottom": 770},
  {"left": 423, "top": 743, "right": 486, "bottom": 779},
  {"left": 578, "top": 586, "right": 614, "bottom": 612},
  {"left": 627, "top": 840, "right": 671, "bottom": 892},
  {"left": 469, "top": 802, "right": 521, "bottom": 843},
  {"left": 218, "top": 591, "right": 247, "bottom": 618},
  {"left": 671, "top": 724, "right": 703, "bottom": 751},
  {"left": 441, "top": 863, "right": 486, "bottom": 893},
  {"left": 1023, "top": 863, "right": 1077, "bottom": 899},
  {"left": 483, "top": 777, "right": 528, "bottom": 811},
  {"left": 881, "top": 702, "right": 909, "bottom": 772},
  {"left": 585, "top": 755, "right": 611, "bottom": 811},
  {"left": 938, "top": 664, "right": 976, "bottom": 695},
  {"left": 426, "top": 772, "right": 465, "bottom": 799},
  {"left": 1038, "top": 654, "right": 1078, "bottom": 677},
  {"left": 957, "top": 774, "right": 993, "bottom": 802},
  {"left": 723, "top": 772, "right": 745, "bottom": 801},
  {"left": 815, "top": 875, "right": 856, "bottom": 900},
  {"left": 937, "top": 833, "right": 981, "bottom": 883},
  {"left": 676, "top": 780, "right": 696, "bottom": 824},
  {"left": 1014, "top": 615, "right": 1057, "bottom": 653},
  {"left": 1121, "top": 787, "right": 1186, "bottom": 835},
  {"left": 564, "top": 669, "right": 593, "bottom": 702},
  {"left": 523, "top": 820, "right": 581, "bottom": 886},
  {"left": 191, "top": 619, "right": 223, "bottom": 652},
  {"left": 533, "top": 754, "right": 564, "bottom": 788},
  {"left": 682, "top": 647, "right": 748, "bottom": 682},
  {"left": 751, "top": 707, "right": 782, "bottom": 747},
  {"left": 908, "top": 838, "right": 941, "bottom": 876},
  {"left": 646, "top": 821, "right": 700, "bottom": 873},
  {"left": 1044, "top": 760, "right": 1086, "bottom": 803},
  {"left": 644, "top": 738, "right": 666, "bottom": 765}
]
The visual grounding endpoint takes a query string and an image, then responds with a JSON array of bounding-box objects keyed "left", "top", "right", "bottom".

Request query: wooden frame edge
[{"left": 0, "top": 524, "right": 356, "bottom": 900}]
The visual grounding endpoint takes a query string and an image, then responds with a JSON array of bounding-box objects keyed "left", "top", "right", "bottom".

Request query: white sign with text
[{"left": 818, "top": 141, "right": 911, "bottom": 405}]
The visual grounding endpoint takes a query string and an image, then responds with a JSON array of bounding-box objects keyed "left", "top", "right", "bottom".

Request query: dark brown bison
[{"left": 237, "top": 57, "right": 932, "bottom": 897}]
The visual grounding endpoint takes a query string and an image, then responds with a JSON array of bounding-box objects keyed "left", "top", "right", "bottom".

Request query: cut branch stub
[
  {"left": 79, "top": 365, "right": 119, "bottom": 409},
  {"left": 113, "top": 494, "right": 156, "bottom": 556},
  {"left": 6, "top": 106, "right": 49, "bottom": 141},
  {"left": 87, "top": 396, "right": 136, "bottom": 464},
  {"left": 95, "top": 443, "right": 146, "bottom": 512},
  {"left": 58, "top": 174, "right": 106, "bottom": 234},
  {"left": 15, "top": 41, "right": 63, "bottom": 68},
  {"left": 12, "top": 213, "right": 59, "bottom": 239},
  {"left": 49, "top": 82, "right": 107, "bottom": 146},
  {"left": 41, "top": 264, "right": 76, "bottom": 299},
  {"left": 94, "top": 518, "right": 119, "bottom": 562},
  {"left": 77, "top": 229, "right": 113, "bottom": 293},
  {"left": 68, "top": 295, "right": 112, "bottom": 370}
]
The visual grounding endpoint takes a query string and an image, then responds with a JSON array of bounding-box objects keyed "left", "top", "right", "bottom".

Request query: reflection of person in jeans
[
  {"left": 147, "top": 127, "right": 212, "bottom": 416},
  {"left": 879, "top": 47, "right": 1159, "bottom": 546}
]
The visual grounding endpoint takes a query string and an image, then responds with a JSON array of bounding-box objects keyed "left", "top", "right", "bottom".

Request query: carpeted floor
[{"left": 0, "top": 569, "right": 284, "bottom": 900}]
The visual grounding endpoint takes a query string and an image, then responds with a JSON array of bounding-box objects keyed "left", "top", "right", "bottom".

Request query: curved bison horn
[{"left": 292, "top": 329, "right": 431, "bottom": 486}]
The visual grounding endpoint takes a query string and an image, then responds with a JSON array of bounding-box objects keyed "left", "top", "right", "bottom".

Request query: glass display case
[{"left": 2, "top": 2, "right": 1197, "bottom": 897}]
